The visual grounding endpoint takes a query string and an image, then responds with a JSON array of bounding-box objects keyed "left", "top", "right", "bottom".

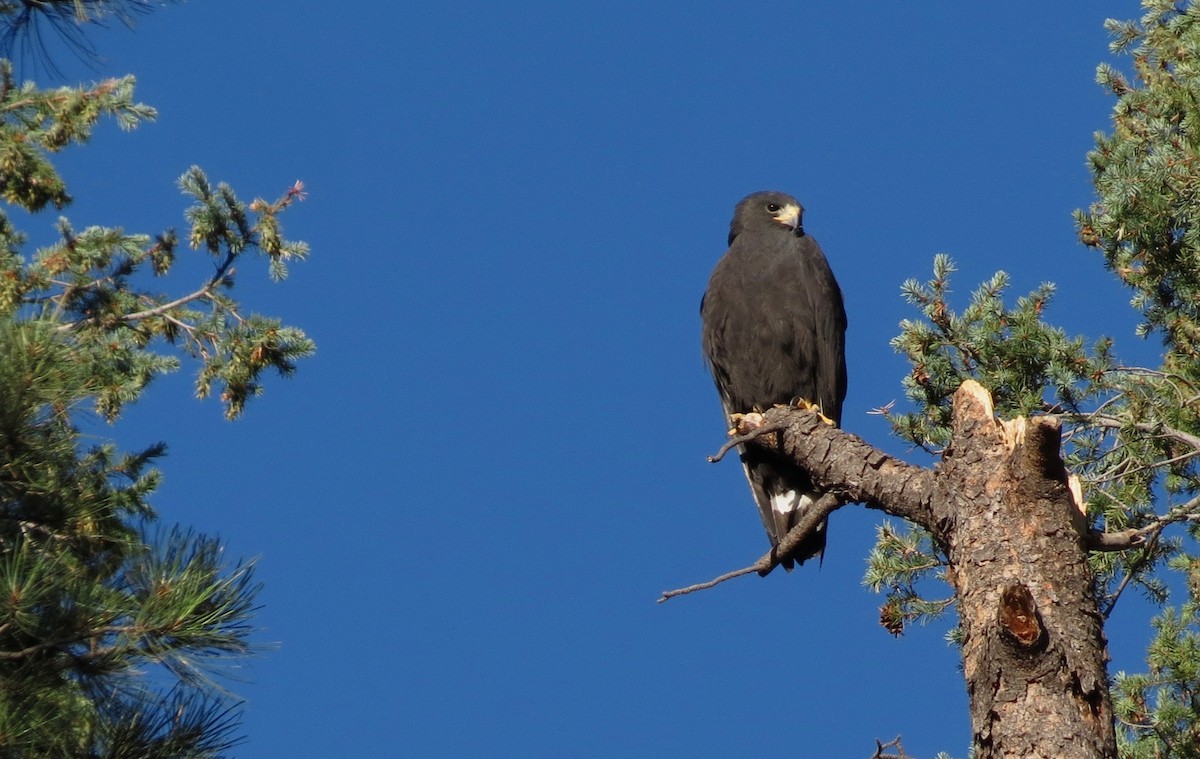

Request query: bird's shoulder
[{"left": 712, "top": 230, "right": 826, "bottom": 283}]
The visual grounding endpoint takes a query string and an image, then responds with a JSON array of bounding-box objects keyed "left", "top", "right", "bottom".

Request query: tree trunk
[
  {"left": 750, "top": 380, "right": 1116, "bottom": 758},
  {"left": 937, "top": 383, "right": 1114, "bottom": 758}
]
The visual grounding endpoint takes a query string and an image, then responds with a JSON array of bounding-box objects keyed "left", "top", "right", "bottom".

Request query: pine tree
[
  {"left": 877, "top": 1, "right": 1200, "bottom": 755},
  {"left": 0, "top": 8, "right": 313, "bottom": 756},
  {"left": 664, "top": 2, "right": 1200, "bottom": 756}
]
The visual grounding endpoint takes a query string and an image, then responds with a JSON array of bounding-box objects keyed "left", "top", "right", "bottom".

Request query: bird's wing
[{"left": 798, "top": 236, "right": 848, "bottom": 425}]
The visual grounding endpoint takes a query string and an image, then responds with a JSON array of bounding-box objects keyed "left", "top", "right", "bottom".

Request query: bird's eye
[{"left": 766, "top": 203, "right": 781, "bottom": 213}]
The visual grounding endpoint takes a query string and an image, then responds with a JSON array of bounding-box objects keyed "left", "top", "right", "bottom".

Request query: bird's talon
[
  {"left": 790, "top": 397, "right": 836, "bottom": 426},
  {"left": 730, "top": 411, "right": 766, "bottom": 435}
]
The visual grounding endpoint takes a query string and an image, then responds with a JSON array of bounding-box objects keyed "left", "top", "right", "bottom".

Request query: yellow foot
[
  {"left": 789, "top": 397, "right": 835, "bottom": 426},
  {"left": 728, "top": 411, "right": 766, "bottom": 436}
]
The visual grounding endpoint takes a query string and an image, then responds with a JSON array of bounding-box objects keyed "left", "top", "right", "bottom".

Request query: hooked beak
[{"left": 775, "top": 203, "right": 801, "bottom": 232}]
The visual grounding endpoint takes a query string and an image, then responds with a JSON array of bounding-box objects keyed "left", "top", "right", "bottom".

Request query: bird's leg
[{"left": 785, "top": 398, "right": 836, "bottom": 426}]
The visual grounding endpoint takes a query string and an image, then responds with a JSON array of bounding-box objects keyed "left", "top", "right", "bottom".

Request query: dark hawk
[{"left": 700, "top": 191, "right": 847, "bottom": 569}]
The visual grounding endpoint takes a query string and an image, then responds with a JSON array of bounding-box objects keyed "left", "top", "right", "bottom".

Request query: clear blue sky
[{"left": 25, "top": 2, "right": 1170, "bottom": 756}]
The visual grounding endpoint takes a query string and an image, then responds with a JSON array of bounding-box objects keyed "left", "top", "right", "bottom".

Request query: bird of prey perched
[{"left": 700, "top": 191, "right": 847, "bottom": 569}]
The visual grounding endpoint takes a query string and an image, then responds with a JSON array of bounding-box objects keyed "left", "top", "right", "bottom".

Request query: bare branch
[
  {"left": 1102, "top": 531, "right": 1162, "bottom": 620},
  {"left": 706, "top": 419, "right": 788, "bottom": 463},
  {"left": 662, "top": 404, "right": 937, "bottom": 602},
  {"left": 1071, "top": 412, "right": 1200, "bottom": 455},
  {"left": 55, "top": 250, "right": 237, "bottom": 332},
  {"left": 761, "top": 492, "right": 844, "bottom": 574},
  {"left": 1087, "top": 493, "right": 1200, "bottom": 552},
  {"left": 1087, "top": 528, "right": 1146, "bottom": 552},
  {"left": 659, "top": 493, "right": 844, "bottom": 602},
  {"left": 870, "top": 735, "right": 908, "bottom": 759},
  {"left": 761, "top": 405, "right": 936, "bottom": 524},
  {"left": 657, "top": 563, "right": 763, "bottom": 602},
  {"left": 0, "top": 624, "right": 134, "bottom": 661},
  {"left": 120, "top": 283, "right": 216, "bottom": 323}
]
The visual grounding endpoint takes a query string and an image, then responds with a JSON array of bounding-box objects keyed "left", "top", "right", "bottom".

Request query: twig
[
  {"left": 1087, "top": 492, "right": 1200, "bottom": 552},
  {"left": 656, "top": 563, "right": 765, "bottom": 602},
  {"left": 1087, "top": 528, "right": 1145, "bottom": 552},
  {"left": 120, "top": 283, "right": 216, "bottom": 323},
  {"left": 1102, "top": 531, "right": 1162, "bottom": 620},
  {"left": 1083, "top": 413, "right": 1200, "bottom": 457},
  {"left": 658, "top": 492, "right": 844, "bottom": 602},
  {"left": 871, "top": 735, "right": 907, "bottom": 759},
  {"left": 57, "top": 249, "right": 238, "bottom": 332},
  {"left": 707, "top": 420, "right": 788, "bottom": 463},
  {"left": 763, "top": 492, "right": 843, "bottom": 573}
]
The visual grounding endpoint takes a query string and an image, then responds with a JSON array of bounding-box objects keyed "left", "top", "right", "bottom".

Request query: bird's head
[{"left": 729, "top": 191, "right": 804, "bottom": 244}]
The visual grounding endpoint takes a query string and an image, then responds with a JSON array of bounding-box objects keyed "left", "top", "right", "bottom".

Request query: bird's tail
[
  {"left": 740, "top": 453, "right": 828, "bottom": 571},
  {"left": 768, "top": 490, "right": 827, "bottom": 571}
]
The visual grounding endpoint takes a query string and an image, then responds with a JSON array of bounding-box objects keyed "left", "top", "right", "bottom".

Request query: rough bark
[{"left": 749, "top": 380, "right": 1116, "bottom": 759}]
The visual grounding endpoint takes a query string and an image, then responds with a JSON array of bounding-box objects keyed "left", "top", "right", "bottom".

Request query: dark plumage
[{"left": 700, "top": 191, "right": 847, "bottom": 569}]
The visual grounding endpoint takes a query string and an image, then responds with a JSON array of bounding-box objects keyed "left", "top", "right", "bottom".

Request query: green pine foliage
[
  {"left": 863, "top": 521, "right": 954, "bottom": 637},
  {"left": 1113, "top": 558, "right": 1200, "bottom": 758},
  {"left": 1080, "top": 4, "right": 1200, "bottom": 755},
  {"left": 0, "top": 321, "right": 265, "bottom": 756},
  {"left": 877, "top": 2, "right": 1200, "bottom": 756},
  {"left": 887, "top": 254, "right": 1106, "bottom": 453},
  {"left": 0, "top": 1, "right": 183, "bottom": 72},
  {"left": 0, "top": 26, "right": 313, "bottom": 757}
]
